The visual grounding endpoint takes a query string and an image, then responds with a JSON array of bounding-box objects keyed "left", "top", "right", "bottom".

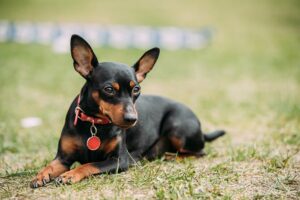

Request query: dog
[{"left": 30, "top": 34, "right": 225, "bottom": 188}]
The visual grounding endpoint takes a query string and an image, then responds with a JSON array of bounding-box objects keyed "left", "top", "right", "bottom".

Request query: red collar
[{"left": 73, "top": 94, "right": 111, "bottom": 126}]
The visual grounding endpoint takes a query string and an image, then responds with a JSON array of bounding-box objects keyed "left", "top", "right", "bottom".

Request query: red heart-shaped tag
[{"left": 86, "top": 136, "right": 101, "bottom": 151}]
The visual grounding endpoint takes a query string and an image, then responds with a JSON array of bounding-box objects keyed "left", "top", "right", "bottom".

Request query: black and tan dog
[{"left": 30, "top": 35, "right": 225, "bottom": 188}]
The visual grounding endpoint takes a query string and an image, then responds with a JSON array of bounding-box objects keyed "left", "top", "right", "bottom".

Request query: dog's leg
[
  {"left": 143, "top": 137, "right": 172, "bottom": 160},
  {"left": 30, "top": 159, "right": 69, "bottom": 188},
  {"left": 55, "top": 135, "right": 132, "bottom": 185},
  {"left": 30, "top": 134, "right": 83, "bottom": 188},
  {"left": 55, "top": 158, "right": 129, "bottom": 185}
]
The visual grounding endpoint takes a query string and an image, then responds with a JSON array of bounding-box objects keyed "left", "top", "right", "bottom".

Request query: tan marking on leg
[
  {"left": 169, "top": 136, "right": 183, "bottom": 151},
  {"left": 31, "top": 159, "right": 69, "bottom": 188},
  {"left": 169, "top": 136, "right": 197, "bottom": 154},
  {"left": 58, "top": 163, "right": 100, "bottom": 184},
  {"left": 164, "top": 152, "right": 201, "bottom": 161},
  {"left": 61, "top": 135, "right": 82, "bottom": 155},
  {"left": 164, "top": 152, "right": 179, "bottom": 161}
]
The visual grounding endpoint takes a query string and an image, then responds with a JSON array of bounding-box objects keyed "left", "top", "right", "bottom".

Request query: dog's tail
[{"left": 204, "top": 130, "right": 225, "bottom": 142}]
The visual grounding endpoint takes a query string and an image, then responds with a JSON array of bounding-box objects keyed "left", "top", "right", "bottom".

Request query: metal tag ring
[{"left": 90, "top": 124, "right": 97, "bottom": 136}]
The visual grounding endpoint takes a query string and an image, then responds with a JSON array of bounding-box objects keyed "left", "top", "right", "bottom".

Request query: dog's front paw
[
  {"left": 30, "top": 170, "right": 52, "bottom": 188},
  {"left": 55, "top": 169, "right": 85, "bottom": 185},
  {"left": 30, "top": 160, "right": 69, "bottom": 188}
]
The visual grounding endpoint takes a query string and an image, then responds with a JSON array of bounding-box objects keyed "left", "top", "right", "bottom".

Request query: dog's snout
[
  {"left": 123, "top": 104, "right": 137, "bottom": 124},
  {"left": 124, "top": 113, "right": 137, "bottom": 123}
]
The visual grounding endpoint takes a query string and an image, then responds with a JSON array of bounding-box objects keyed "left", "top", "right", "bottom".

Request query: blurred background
[{"left": 0, "top": 0, "right": 299, "bottom": 194}]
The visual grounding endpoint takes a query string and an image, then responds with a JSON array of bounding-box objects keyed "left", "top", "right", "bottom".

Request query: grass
[{"left": 0, "top": 0, "right": 300, "bottom": 199}]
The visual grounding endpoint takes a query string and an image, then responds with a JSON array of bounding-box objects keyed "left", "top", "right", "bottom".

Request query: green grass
[{"left": 1, "top": 0, "right": 300, "bottom": 199}]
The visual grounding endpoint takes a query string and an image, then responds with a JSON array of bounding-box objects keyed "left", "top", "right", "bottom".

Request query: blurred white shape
[
  {"left": 132, "top": 26, "right": 154, "bottom": 48},
  {"left": 14, "top": 22, "right": 35, "bottom": 43},
  {"left": 35, "top": 22, "right": 55, "bottom": 44},
  {"left": 185, "top": 31, "right": 206, "bottom": 49},
  {"left": 53, "top": 23, "right": 80, "bottom": 53},
  {"left": 21, "top": 117, "right": 42, "bottom": 128},
  {"left": 0, "top": 21, "right": 214, "bottom": 52},
  {"left": 0, "top": 21, "right": 9, "bottom": 42},
  {"left": 159, "top": 27, "right": 183, "bottom": 50},
  {"left": 52, "top": 35, "right": 69, "bottom": 53},
  {"left": 82, "top": 24, "right": 103, "bottom": 46},
  {"left": 108, "top": 26, "right": 131, "bottom": 49}
]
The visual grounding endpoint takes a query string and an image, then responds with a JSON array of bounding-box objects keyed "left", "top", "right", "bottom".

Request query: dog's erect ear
[
  {"left": 133, "top": 47, "right": 160, "bottom": 83},
  {"left": 70, "top": 34, "right": 98, "bottom": 79}
]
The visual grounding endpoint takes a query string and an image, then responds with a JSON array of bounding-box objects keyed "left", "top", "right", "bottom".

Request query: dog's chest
[{"left": 76, "top": 134, "right": 121, "bottom": 163}]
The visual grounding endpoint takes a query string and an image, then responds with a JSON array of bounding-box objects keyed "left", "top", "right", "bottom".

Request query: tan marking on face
[
  {"left": 112, "top": 82, "right": 120, "bottom": 91},
  {"left": 92, "top": 90, "right": 100, "bottom": 103},
  {"left": 100, "top": 100, "right": 125, "bottom": 125},
  {"left": 61, "top": 135, "right": 83, "bottom": 155},
  {"left": 129, "top": 80, "right": 135, "bottom": 88},
  {"left": 92, "top": 90, "right": 108, "bottom": 118},
  {"left": 92, "top": 90, "right": 136, "bottom": 127},
  {"left": 101, "top": 136, "right": 122, "bottom": 154}
]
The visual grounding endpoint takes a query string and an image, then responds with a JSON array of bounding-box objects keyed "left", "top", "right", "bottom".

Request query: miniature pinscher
[{"left": 30, "top": 35, "right": 225, "bottom": 188}]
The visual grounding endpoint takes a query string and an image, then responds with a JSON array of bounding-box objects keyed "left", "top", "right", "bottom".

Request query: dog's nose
[{"left": 124, "top": 113, "right": 137, "bottom": 124}]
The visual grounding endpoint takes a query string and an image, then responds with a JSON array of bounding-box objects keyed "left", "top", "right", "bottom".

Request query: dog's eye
[
  {"left": 103, "top": 86, "right": 115, "bottom": 95},
  {"left": 132, "top": 86, "right": 141, "bottom": 94}
]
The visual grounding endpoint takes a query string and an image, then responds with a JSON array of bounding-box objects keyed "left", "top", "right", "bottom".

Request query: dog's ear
[
  {"left": 70, "top": 34, "right": 98, "bottom": 79},
  {"left": 133, "top": 47, "right": 160, "bottom": 83}
]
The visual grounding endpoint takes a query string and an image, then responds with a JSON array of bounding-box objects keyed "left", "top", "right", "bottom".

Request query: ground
[{"left": 0, "top": 0, "right": 300, "bottom": 199}]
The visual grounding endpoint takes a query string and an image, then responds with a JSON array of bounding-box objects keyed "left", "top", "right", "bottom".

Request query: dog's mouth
[
  {"left": 97, "top": 113, "right": 136, "bottom": 129},
  {"left": 95, "top": 113, "right": 112, "bottom": 123},
  {"left": 104, "top": 114, "right": 112, "bottom": 123},
  {"left": 117, "top": 124, "right": 133, "bottom": 129},
  {"left": 114, "top": 121, "right": 137, "bottom": 129},
  {"left": 113, "top": 119, "right": 137, "bottom": 129}
]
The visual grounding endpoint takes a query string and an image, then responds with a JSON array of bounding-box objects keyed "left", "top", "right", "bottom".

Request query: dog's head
[{"left": 70, "top": 35, "right": 160, "bottom": 129}]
